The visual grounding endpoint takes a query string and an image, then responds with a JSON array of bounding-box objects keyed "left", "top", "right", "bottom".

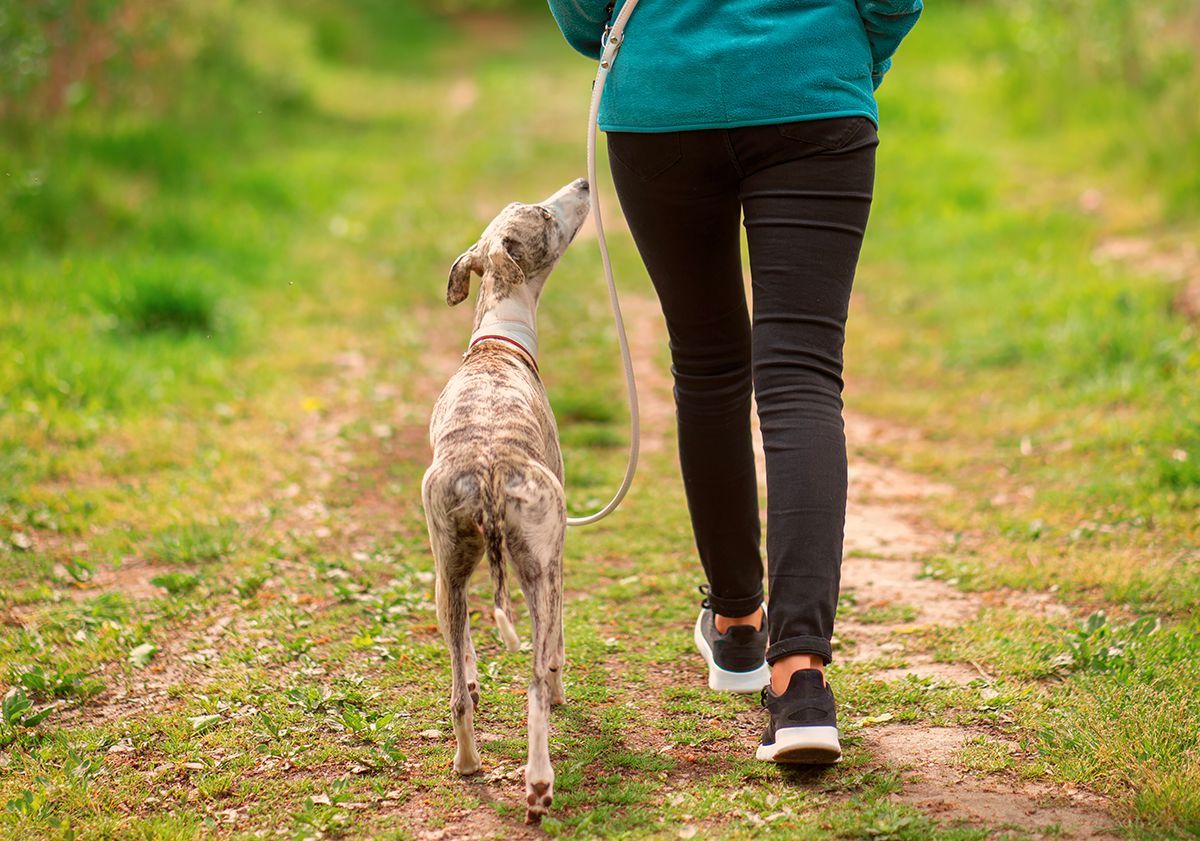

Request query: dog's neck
[{"left": 469, "top": 287, "right": 539, "bottom": 362}]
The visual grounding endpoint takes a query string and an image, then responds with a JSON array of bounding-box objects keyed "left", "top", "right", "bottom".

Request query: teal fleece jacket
[{"left": 547, "top": 0, "right": 922, "bottom": 132}]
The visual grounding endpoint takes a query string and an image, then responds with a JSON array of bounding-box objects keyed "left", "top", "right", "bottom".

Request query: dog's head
[{"left": 446, "top": 178, "right": 590, "bottom": 310}]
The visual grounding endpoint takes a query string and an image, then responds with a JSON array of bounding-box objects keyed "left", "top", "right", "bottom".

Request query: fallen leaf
[
  {"left": 129, "top": 643, "right": 158, "bottom": 668},
  {"left": 856, "top": 713, "right": 894, "bottom": 727},
  {"left": 189, "top": 714, "right": 222, "bottom": 732}
]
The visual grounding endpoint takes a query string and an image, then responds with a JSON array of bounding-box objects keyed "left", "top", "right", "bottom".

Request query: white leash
[{"left": 567, "top": 0, "right": 642, "bottom": 527}]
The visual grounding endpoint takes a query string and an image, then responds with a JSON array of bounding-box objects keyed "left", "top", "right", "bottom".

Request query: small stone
[{"left": 1078, "top": 188, "right": 1104, "bottom": 214}]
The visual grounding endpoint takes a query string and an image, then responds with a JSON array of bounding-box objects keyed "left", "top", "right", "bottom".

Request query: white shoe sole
[
  {"left": 755, "top": 726, "right": 842, "bottom": 764},
  {"left": 693, "top": 610, "right": 770, "bottom": 694}
]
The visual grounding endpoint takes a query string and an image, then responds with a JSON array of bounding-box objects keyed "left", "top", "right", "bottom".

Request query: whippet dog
[{"left": 422, "top": 178, "right": 590, "bottom": 823}]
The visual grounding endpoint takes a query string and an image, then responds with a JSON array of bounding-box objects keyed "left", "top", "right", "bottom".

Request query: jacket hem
[{"left": 599, "top": 109, "right": 879, "bottom": 134}]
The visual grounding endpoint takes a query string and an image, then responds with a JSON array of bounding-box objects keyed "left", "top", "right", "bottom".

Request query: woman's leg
[
  {"left": 731, "top": 117, "right": 879, "bottom": 683},
  {"left": 606, "top": 129, "right": 764, "bottom": 619}
]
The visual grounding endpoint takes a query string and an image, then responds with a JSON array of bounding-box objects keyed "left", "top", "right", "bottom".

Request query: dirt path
[{"left": 622, "top": 293, "right": 1117, "bottom": 839}]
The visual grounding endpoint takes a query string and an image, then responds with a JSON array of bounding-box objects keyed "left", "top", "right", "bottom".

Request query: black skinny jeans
[{"left": 607, "top": 116, "right": 877, "bottom": 665}]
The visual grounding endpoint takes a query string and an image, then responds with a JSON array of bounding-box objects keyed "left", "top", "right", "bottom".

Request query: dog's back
[
  {"left": 423, "top": 342, "right": 563, "bottom": 636},
  {"left": 428, "top": 344, "right": 562, "bottom": 488}
]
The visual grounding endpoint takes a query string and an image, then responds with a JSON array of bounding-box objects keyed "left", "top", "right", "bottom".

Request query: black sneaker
[
  {"left": 693, "top": 587, "right": 770, "bottom": 694},
  {"left": 756, "top": 669, "right": 842, "bottom": 763}
]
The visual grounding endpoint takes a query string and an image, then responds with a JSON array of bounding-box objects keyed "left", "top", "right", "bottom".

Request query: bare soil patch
[{"left": 865, "top": 725, "right": 1116, "bottom": 838}]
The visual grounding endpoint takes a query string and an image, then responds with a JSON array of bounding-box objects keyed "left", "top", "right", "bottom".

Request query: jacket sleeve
[
  {"left": 856, "top": 0, "right": 923, "bottom": 90},
  {"left": 546, "top": 0, "right": 611, "bottom": 60}
]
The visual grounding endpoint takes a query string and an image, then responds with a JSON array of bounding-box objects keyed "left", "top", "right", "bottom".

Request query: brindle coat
[{"left": 421, "top": 179, "right": 589, "bottom": 824}]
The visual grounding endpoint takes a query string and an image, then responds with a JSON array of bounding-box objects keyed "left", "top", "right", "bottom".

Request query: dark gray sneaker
[
  {"left": 756, "top": 669, "right": 842, "bottom": 763},
  {"left": 693, "top": 589, "right": 770, "bottom": 694}
]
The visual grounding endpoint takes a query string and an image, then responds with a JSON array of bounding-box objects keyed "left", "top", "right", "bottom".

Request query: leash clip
[
  {"left": 599, "top": 30, "right": 624, "bottom": 69},
  {"left": 601, "top": 0, "right": 616, "bottom": 46},
  {"left": 599, "top": 2, "right": 626, "bottom": 69}
]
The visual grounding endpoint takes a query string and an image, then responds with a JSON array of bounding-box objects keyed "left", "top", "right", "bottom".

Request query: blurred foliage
[
  {"left": 1002, "top": 0, "right": 1197, "bottom": 85},
  {"left": 983, "top": 0, "right": 1200, "bottom": 216},
  {"left": 0, "top": 0, "right": 252, "bottom": 123},
  {"left": 0, "top": 0, "right": 452, "bottom": 425},
  {"left": 0, "top": 0, "right": 311, "bottom": 254},
  {"left": 428, "top": 0, "right": 549, "bottom": 11}
]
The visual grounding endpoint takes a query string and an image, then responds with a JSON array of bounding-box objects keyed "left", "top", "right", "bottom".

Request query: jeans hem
[
  {"left": 766, "top": 636, "right": 833, "bottom": 666},
  {"left": 705, "top": 590, "right": 765, "bottom": 618}
]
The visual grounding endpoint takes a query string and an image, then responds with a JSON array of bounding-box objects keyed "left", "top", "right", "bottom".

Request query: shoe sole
[
  {"left": 693, "top": 610, "right": 770, "bottom": 694},
  {"left": 755, "top": 726, "right": 842, "bottom": 764}
]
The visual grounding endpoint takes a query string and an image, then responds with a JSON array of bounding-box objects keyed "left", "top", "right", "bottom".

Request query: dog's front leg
[{"left": 549, "top": 591, "right": 566, "bottom": 706}]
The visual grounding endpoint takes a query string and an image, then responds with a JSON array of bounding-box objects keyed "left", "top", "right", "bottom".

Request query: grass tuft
[
  {"left": 150, "top": 522, "right": 237, "bottom": 565},
  {"left": 107, "top": 269, "right": 222, "bottom": 336}
]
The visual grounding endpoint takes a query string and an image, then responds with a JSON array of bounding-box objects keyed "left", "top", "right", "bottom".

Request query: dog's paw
[
  {"left": 453, "top": 749, "right": 482, "bottom": 776},
  {"left": 549, "top": 674, "right": 565, "bottom": 706},
  {"left": 524, "top": 780, "right": 553, "bottom": 825}
]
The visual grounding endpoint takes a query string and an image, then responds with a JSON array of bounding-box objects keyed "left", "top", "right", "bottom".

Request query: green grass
[{"left": 0, "top": 0, "right": 1198, "bottom": 837}]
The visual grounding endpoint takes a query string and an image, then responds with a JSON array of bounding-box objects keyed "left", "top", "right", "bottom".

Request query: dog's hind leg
[
  {"left": 515, "top": 557, "right": 561, "bottom": 824},
  {"left": 436, "top": 567, "right": 482, "bottom": 774},
  {"left": 507, "top": 472, "right": 567, "bottom": 824},
  {"left": 424, "top": 468, "right": 485, "bottom": 775},
  {"left": 464, "top": 617, "right": 480, "bottom": 709}
]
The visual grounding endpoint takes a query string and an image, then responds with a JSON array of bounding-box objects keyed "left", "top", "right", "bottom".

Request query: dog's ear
[
  {"left": 485, "top": 239, "right": 526, "bottom": 288},
  {"left": 446, "top": 247, "right": 482, "bottom": 306}
]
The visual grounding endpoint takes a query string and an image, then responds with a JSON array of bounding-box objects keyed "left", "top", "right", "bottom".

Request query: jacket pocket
[
  {"left": 607, "top": 131, "right": 683, "bottom": 182},
  {"left": 776, "top": 117, "right": 869, "bottom": 152}
]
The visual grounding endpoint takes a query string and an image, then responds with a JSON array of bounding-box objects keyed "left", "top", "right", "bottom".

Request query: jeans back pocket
[
  {"left": 776, "top": 117, "right": 870, "bottom": 152},
  {"left": 607, "top": 131, "right": 684, "bottom": 182}
]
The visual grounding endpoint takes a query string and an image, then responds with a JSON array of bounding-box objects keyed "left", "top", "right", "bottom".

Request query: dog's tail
[{"left": 480, "top": 473, "right": 520, "bottom": 652}]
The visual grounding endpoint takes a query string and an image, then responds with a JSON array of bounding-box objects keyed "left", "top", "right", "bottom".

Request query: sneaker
[
  {"left": 756, "top": 669, "right": 842, "bottom": 763},
  {"left": 693, "top": 589, "right": 770, "bottom": 694}
]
